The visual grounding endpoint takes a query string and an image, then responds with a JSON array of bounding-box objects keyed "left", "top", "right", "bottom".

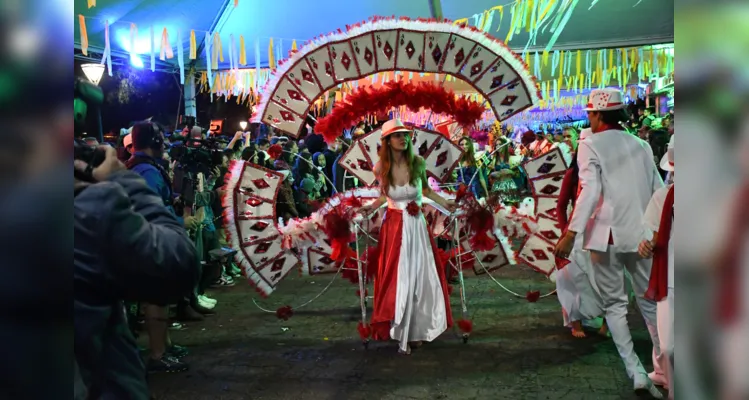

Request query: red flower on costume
[
  {"left": 457, "top": 319, "right": 473, "bottom": 333},
  {"left": 268, "top": 144, "right": 283, "bottom": 160},
  {"left": 275, "top": 305, "right": 294, "bottom": 320},
  {"left": 525, "top": 290, "right": 541, "bottom": 303},
  {"left": 406, "top": 201, "right": 420, "bottom": 216}
]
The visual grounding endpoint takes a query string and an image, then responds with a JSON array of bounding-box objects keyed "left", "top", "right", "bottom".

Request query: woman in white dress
[{"left": 359, "top": 119, "right": 457, "bottom": 355}]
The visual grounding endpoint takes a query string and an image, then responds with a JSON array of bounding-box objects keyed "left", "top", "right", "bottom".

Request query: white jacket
[{"left": 568, "top": 129, "right": 664, "bottom": 252}]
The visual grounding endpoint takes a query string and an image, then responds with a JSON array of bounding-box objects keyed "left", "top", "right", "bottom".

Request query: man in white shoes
[
  {"left": 554, "top": 88, "right": 665, "bottom": 398},
  {"left": 639, "top": 134, "right": 675, "bottom": 399}
]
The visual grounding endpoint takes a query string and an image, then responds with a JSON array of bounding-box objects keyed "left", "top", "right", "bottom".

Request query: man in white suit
[{"left": 554, "top": 88, "right": 665, "bottom": 398}]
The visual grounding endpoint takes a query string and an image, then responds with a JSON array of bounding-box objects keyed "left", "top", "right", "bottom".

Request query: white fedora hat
[
  {"left": 660, "top": 134, "right": 674, "bottom": 171},
  {"left": 381, "top": 118, "right": 412, "bottom": 138},
  {"left": 584, "top": 88, "right": 626, "bottom": 112}
]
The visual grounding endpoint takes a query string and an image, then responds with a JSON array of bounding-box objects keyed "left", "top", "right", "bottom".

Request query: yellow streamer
[
  {"left": 453, "top": 18, "right": 469, "bottom": 25},
  {"left": 189, "top": 30, "right": 196, "bottom": 59},
  {"left": 576, "top": 50, "right": 581, "bottom": 76},
  {"left": 79, "top": 15, "right": 88, "bottom": 56},
  {"left": 239, "top": 35, "right": 247, "bottom": 65},
  {"left": 537, "top": 0, "right": 556, "bottom": 22},
  {"left": 542, "top": 50, "right": 549, "bottom": 66},
  {"left": 526, "top": 0, "right": 534, "bottom": 32},
  {"left": 558, "top": 50, "right": 564, "bottom": 78},
  {"left": 212, "top": 33, "right": 223, "bottom": 69},
  {"left": 631, "top": 48, "right": 637, "bottom": 71},
  {"left": 268, "top": 38, "right": 275, "bottom": 71}
]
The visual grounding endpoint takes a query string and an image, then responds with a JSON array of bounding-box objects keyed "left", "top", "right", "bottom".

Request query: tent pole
[{"left": 428, "top": 0, "right": 444, "bottom": 20}]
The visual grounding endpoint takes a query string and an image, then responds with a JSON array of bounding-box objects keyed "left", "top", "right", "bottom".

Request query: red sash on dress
[{"left": 645, "top": 185, "right": 674, "bottom": 302}]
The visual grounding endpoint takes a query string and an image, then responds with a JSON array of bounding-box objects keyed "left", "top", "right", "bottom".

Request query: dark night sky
[{"left": 74, "top": 59, "right": 251, "bottom": 139}]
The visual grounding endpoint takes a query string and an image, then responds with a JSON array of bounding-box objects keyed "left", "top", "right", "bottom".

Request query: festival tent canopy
[{"left": 75, "top": 0, "right": 674, "bottom": 69}]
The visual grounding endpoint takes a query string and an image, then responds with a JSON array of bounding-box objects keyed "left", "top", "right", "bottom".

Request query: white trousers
[
  {"left": 654, "top": 289, "right": 674, "bottom": 399},
  {"left": 590, "top": 248, "right": 661, "bottom": 380}
]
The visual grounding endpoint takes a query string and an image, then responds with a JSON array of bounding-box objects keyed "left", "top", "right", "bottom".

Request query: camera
[
  {"left": 169, "top": 137, "right": 226, "bottom": 206},
  {"left": 73, "top": 139, "right": 107, "bottom": 182}
]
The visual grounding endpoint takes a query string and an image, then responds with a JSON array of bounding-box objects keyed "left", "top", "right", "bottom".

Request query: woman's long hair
[
  {"left": 376, "top": 134, "right": 422, "bottom": 195},
  {"left": 459, "top": 136, "right": 477, "bottom": 166}
]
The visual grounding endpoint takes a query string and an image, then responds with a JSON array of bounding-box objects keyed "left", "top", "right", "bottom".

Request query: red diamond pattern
[
  {"left": 357, "top": 159, "right": 372, "bottom": 171},
  {"left": 301, "top": 69, "right": 314, "bottom": 83},
  {"left": 250, "top": 221, "right": 269, "bottom": 232},
  {"left": 363, "top": 48, "right": 373, "bottom": 66},
  {"left": 252, "top": 178, "right": 270, "bottom": 189},
  {"left": 341, "top": 52, "right": 352, "bottom": 71},
  {"left": 537, "top": 162, "right": 556, "bottom": 174},
  {"left": 383, "top": 41, "right": 393, "bottom": 60},
  {"left": 490, "top": 75, "right": 505, "bottom": 89},
  {"left": 454, "top": 48, "right": 465, "bottom": 67},
  {"left": 287, "top": 89, "right": 303, "bottom": 102},
  {"left": 279, "top": 110, "right": 295, "bottom": 122},
  {"left": 245, "top": 197, "right": 262, "bottom": 207},
  {"left": 270, "top": 257, "right": 286, "bottom": 272},
  {"left": 501, "top": 95, "right": 518, "bottom": 106},
  {"left": 540, "top": 230, "right": 560, "bottom": 241},
  {"left": 470, "top": 61, "right": 484, "bottom": 76},
  {"left": 405, "top": 41, "right": 415, "bottom": 59},
  {"left": 435, "top": 151, "right": 448, "bottom": 167},
  {"left": 540, "top": 184, "right": 559, "bottom": 195},
  {"left": 254, "top": 242, "right": 271, "bottom": 254},
  {"left": 531, "top": 249, "right": 549, "bottom": 261},
  {"left": 324, "top": 62, "right": 332, "bottom": 76},
  {"left": 431, "top": 45, "right": 443, "bottom": 64}
]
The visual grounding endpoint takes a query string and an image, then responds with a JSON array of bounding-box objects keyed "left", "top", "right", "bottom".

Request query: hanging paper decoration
[
  {"left": 229, "top": 34, "right": 236, "bottom": 71},
  {"left": 189, "top": 30, "right": 197, "bottom": 60},
  {"left": 102, "top": 20, "right": 112, "bottom": 76},
  {"left": 212, "top": 32, "right": 223, "bottom": 69},
  {"left": 79, "top": 15, "right": 88, "bottom": 56},
  {"left": 177, "top": 30, "right": 185, "bottom": 84},
  {"left": 268, "top": 38, "right": 275, "bottom": 71},
  {"left": 160, "top": 28, "right": 173, "bottom": 60},
  {"left": 239, "top": 35, "right": 247, "bottom": 65},
  {"left": 129, "top": 23, "right": 137, "bottom": 61},
  {"left": 88, "top": 0, "right": 96, "bottom": 8},
  {"left": 150, "top": 26, "right": 155, "bottom": 72},
  {"left": 254, "top": 37, "right": 260, "bottom": 90},
  {"left": 205, "top": 32, "right": 213, "bottom": 88}
]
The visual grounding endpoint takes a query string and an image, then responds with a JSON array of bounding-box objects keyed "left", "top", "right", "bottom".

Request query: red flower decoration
[
  {"left": 268, "top": 144, "right": 283, "bottom": 160},
  {"left": 276, "top": 305, "right": 294, "bottom": 320},
  {"left": 406, "top": 201, "right": 420, "bottom": 216},
  {"left": 526, "top": 290, "right": 541, "bottom": 303},
  {"left": 457, "top": 319, "right": 473, "bottom": 333},
  {"left": 454, "top": 184, "right": 471, "bottom": 203},
  {"left": 357, "top": 322, "right": 372, "bottom": 340}
]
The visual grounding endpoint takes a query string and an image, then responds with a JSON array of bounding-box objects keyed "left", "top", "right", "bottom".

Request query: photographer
[
  {"left": 126, "top": 121, "right": 202, "bottom": 373},
  {"left": 74, "top": 145, "right": 199, "bottom": 398}
]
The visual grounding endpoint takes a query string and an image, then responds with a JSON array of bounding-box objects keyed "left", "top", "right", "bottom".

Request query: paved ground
[{"left": 146, "top": 266, "right": 659, "bottom": 400}]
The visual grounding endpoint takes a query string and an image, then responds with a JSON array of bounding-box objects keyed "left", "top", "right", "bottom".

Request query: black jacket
[{"left": 74, "top": 170, "right": 199, "bottom": 399}]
